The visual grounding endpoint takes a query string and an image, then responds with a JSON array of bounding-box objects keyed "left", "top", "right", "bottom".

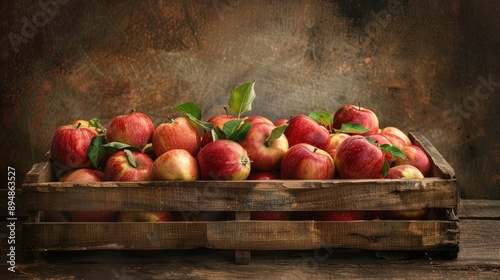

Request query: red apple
[
  {"left": 50, "top": 123, "right": 99, "bottom": 168},
  {"left": 59, "top": 168, "right": 104, "bottom": 182},
  {"left": 103, "top": 150, "right": 153, "bottom": 181},
  {"left": 384, "top": 133, "right": 407, "bottom": 149},
  {"left": 284, "top": 115, "right": 330, "bottom": 151},
  {"left": 382, "top": 165, "right": 429, "bottom": 220},
  {"left": 386, "top": 164, "right": 424, "bottom": 179},
  {"left": 239, "top": 122, "right": 289, "bottom": 172},
  {"left": 197, "top": 139, "right": 251, "bottom": 180},
  {"left": 329, "top": 132, "right": 350, "bottom": 150},
  {"left": 394, "top": 145, "right": 431, "bottom": 176},
  {"left": 313, "top": 211, "right": 365, "bottom": 221},
  {"left": 60, "top": 167, "right": 117, "bottom": 222},
  {"left": 247, "top": 171, "right": 280, "bottom": 180},
  {"left": 207, "top": 113, "right": 237, "bottom": 128},
  {"left": 273, "top": 118, "right": 289, "bottom": 126},
  {"left": 280, "top": 143, "right": 334, "bottom": 180},
  {"left": 152, "top": 116, "right": 201, "bottom": 157},
  {"left": 381, "top": 126, "right": 412, "bottom": 146},
  {"left": 105, "top": 110, "right": 154, "bottom": 148},
  {"left": 334, "top": 135, "right": 385, "bottom": 179},
  {"left": 244, "top": 115, "right": 274, "bottom": 125},
  {"left": 332, "top": 104, "right": 379, "bottom": 133},
  {"left": 363, "top": 132, "right": 394, "bottom": 164},
  {"left": 151, "top": 149, "right": 199, "bottom": 181}
]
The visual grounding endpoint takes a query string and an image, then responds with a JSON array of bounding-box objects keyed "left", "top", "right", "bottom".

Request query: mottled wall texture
[{"left": 1, "top": 0, "right": 499, "bottom": 199}]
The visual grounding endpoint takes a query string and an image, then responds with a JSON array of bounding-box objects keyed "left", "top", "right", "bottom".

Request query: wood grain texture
[{"left": 1, "top": 0, "right": 499, "bottom": 199}]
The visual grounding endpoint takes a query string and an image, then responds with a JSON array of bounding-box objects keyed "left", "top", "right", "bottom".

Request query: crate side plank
[
  {"left": 22, "top": 221, "right": 459, "bottom": 252},
  {"left": 408, "top": 132, "right": 456, "bottom": 179},
  {"left": 22, "top": 179, "right": 458, "bottom": 212}
]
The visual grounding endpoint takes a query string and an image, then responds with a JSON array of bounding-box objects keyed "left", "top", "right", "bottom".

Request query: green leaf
[
  {"left": 88, "top": 118, "right": 103, "bottom": 130},
  {"left": 103, "top": 142, "right": 141, "bottom": 155},
  {"left": 266, "top": 124, "right": 288, "bottom": 142},
  {"left": 308, "top": 110, "right": 333, "bottom": 127},
  {"left": 227, "top": 121, "right": 251, "bottom": 143},
  {"left": 380, "top": 144, "right": 407, "bottom": 160},
  {"left": 222, "top": 119, "right": 244, "bottom": 137},
  {"left": 338, "top": 122, "right": 371, "bottom": 134},
  {"left": 366, "top": 136, "right": 378, "bottom": 145},
  {"left": 228, "top": 81, "right": 256, "bottom": 118},
  {"left": 87, "top": 135, "right": 106, "bottom": 169},
  {"left": 172, "top": 102, "right": 202, "bottom": 120},
  {"left": 211, "top": 127, "right": 225, "bottom": 141},
  {"left": 124, "top": 149, "right": 137, "bottom": 168},
  {"left": 381, "top": 158, "right": 391, "bottom": 178},
  {"left": 173, "top": 102, "right": 214, "bottom": 131}
]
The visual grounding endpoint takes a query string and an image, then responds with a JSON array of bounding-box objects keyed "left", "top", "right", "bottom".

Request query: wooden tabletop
[{"left": 1, "top": 199, "right": 499, "bottom": 279}]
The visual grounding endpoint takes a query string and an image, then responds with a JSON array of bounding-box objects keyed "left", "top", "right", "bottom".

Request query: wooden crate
[{"left": 21, "top": 132, "right": 459, "bottom": 264}]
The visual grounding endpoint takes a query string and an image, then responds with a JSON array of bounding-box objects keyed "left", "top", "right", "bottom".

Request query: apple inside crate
[{"left": 21, "top": 132, "right": 459, "bottom": 264}]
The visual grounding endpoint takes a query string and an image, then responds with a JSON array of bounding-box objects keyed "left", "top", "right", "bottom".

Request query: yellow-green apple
[
  {"left": 363, "top": 132, "right": 394, "bottom": 164},
  {"left": 152, "top": 116, "right": 201, "bottom": 157},
  {"left": 284, "top": 115, "right": 330, "bottom": 151},
  {"left": 312, "top": 211, "right": 365, "bottom": 221},
  {"left": 197, "top": 139, "right": 251, "bottom": 180},
  {"left": 394, "top": 145, "right": 431, "bottom": 176},
  {"left": 244, "top": 115, "right": 274, "bottom": 125},
  {"left": 381, "top": 165, "right": 429, "bottom": 220},
  {"left": 329, "top": 132, "right": 350, "bottom": 150},
  {"left": 332, "top": 104, "right": 379, "bottom": 133},
  {"left": 60, "top": 168, "right": 117, "bottom": 222},
  {"left": 381, "top": 126, "right": 412, "bottom": 145},
  {"left": 334, "top": 135, "right": 385, "bottom": 179},
  {"left": 105, "top": 110, "right": 154, "bottom": 148},
  {"left": 50, "top": 123, "right": 99, "bottom": 168},
  {"left": 273, "top": 118, "right": 289, "bottom": 126},
  {"left": 247, "top": 171, "right": 280, "bottom": 180},
  {"left": 151, "top": 149, "right": 199, "bottom": 181},
  {"left": 280, "top": 143, "right": 334, "bottom": 179},
  {"left": 103, "top": 150, "right": 153, "bottom": 181},
  {"left": 239, "top": 122, "right": 289, "bottom": 172}
]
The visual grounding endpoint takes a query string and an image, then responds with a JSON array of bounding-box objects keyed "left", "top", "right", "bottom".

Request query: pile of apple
[{"left": 47, "top": 81, "right": 432, "bottom": 224}]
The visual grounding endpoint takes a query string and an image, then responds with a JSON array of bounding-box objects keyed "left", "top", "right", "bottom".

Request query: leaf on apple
[
  {"left": 223, "top": 119, "right": 244, "bottom": 137},
  {"left": 366, "top": 136, "right": 378, "bottom": 145},
  {"left": 103, "top": 142, "right": 142, "bottom": 155},
  {"left": 211, "top": 127, "right": 226, "bottom": 141},
  {"left": 227, "top": 121, "right": 251, "bottom": 143},
  {"left": 381, "top": 158, "right": 391, "bottom": 178},
  {"left": 308, "top": 110, "right": 333, "bottom": 128},
  {"left": 124, "top": 149, "right": 137, "bottom": 168},
  {"left": 265, "top": 124, "right": 288, "bottom": 142},
  {"left": 228, "top": 80, "right": 256, "bottom": 119},
  {"left": 337, "top": 122, "right": 371, "bottom": 134},
  {"left": 87, "top": 135, "right": 106, "bottom": 168},
  {"left": 172, "top": 102, "right": 214, "bottom": 131},
  {"left": 379, "top": 144, "right": 407, "bottom": 160}
]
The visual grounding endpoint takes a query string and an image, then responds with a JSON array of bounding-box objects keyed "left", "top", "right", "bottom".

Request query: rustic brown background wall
[{"left": 1, "top": 0, "right": 499, "bottom": 199}]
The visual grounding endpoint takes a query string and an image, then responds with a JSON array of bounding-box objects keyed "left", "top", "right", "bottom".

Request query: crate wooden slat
[{"left": 21, "top": 132, "right": 460, "bottom": 264}]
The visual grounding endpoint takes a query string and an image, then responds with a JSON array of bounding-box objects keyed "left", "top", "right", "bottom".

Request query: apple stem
[
  {"left": 313, "top": 148, "right": 318, "bottom": 153},
  {"left": 264, "top": 140, "right": 272, "bottom": 147},
  {"left": 166, "top": 116, "right": 173, "bottom": 123},
  {"left": 76, "top": 122, "right": 81, "bottom": 129},
  {"left": 130, "top": 109, "right": 136, "bottom": 114},
  {"left": 223, "top": 106, "right": 229, "bottom": 118},
  {"left": 358, "top": 101, "right": 361, "bottom": 110}
]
